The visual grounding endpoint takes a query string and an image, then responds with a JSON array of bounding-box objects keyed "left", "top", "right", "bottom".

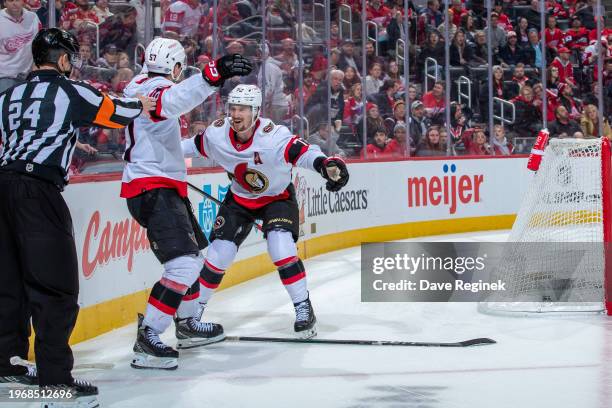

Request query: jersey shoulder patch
[
  {"left": 262, "top": 122, "right": 274, "bottom": 133},
  {"left": 214, "top": 118, "right": 225, "bottom": 127}
]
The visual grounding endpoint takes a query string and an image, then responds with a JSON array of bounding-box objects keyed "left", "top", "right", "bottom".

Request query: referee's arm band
[{"left": 93, "top": 95, "right": 143, "bottom": 129}]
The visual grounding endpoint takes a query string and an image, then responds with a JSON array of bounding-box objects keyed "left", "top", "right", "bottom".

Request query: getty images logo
[{"left": 407, "top": 163, "right": 484, "bottom": 214}]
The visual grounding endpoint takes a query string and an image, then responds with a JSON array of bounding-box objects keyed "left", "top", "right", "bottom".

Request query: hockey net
[{"left": 479, "top": 138, "right": 612, "bottom": 316}]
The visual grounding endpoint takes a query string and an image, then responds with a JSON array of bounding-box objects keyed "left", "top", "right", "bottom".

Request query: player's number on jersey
[{"left": 8, "top": 101, "right": 41, "bottom": 130}]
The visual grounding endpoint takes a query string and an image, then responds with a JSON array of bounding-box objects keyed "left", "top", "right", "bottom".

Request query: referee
[{"left": 0, "top": 28, "right": 151, "bottom": 400}]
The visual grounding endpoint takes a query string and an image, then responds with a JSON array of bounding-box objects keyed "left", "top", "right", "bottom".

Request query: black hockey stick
[
  {"left": 223, "top": 336, "right": 496, "bottom": 347},
  {"left": 187, "top": 182, "right": 263, "bottom": 231}
]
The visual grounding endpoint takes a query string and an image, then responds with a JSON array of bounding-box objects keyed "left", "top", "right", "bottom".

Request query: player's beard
[{"left": 231, "top": 117, "right": 252, "bottom": 133}]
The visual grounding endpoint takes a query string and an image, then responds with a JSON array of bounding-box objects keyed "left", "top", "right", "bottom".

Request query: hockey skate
[
  {"left": 131, "top": 314, "right": 178, "bottom": 370},
  {"left": 0, "top": 359, "right": 37, "bottom": 385},
  {"left": 40, "top": 378, "right": 99, "bottom": 408},
  {"left": 294, "top": 297, "right": 317, "bottom": 339},
  {"left": 174, "top": 307, "right": 225, "bottom": 349}
]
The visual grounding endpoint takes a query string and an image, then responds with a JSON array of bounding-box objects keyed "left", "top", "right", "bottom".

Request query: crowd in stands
[{"left": 2, "top": 0, "right": 612, "bottom": 172}]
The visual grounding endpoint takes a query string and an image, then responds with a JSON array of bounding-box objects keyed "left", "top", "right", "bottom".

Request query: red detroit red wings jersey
[{"left": 182, "top": 118, "right": 326, "bottom": 209}]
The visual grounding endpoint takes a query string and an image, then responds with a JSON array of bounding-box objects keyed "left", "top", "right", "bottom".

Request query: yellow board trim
[{"left": 27, "top": 214, "right": 516, "bottom": 357}]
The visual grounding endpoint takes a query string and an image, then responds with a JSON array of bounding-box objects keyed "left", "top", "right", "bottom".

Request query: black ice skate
[
  {"left": 174, "top": 314, "right": 225, "bottom": 349},
  {"left": 293, "top": 296, "right": 317, "bottom": 339},
  {"left": 40, "top": 378, "right": 99, "bottom": 408},
  {"left": 131, "top": 313, "right": 178, "bottom": 370},
  {"left": 0, "top": 359, "right": 37, "bottom": 385}
]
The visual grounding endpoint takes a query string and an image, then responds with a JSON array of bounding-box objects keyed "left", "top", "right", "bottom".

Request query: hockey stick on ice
[
  {"left": 223, "top": 336, "right": 496, "bottom": 347},
  {"left": 11, "top": 356, "right": 115, "bottom": 371},
  {"left": 187, "top": 182, "right": 263, "bottom": 231}
]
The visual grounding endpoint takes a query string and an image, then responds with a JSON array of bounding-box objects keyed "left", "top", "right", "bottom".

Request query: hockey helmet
[{"left": 144, "top": 37, "right": 186, "bottom": 81}]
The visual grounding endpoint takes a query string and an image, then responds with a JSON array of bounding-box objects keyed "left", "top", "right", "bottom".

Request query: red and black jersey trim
[
  {"left": 199, "top": 261, "right": 225, "bottom": 289},
  {"left": 124, "top": 121, "right": 136, "bottom": 162},
  {"left": 278, "top": 259, "right": 306, "bottom": 285},
  {"left": 148, "top": 86, "right": 171, "bottom": 122},
  {"left": 194, "top": 132, "right": 208, "bottom": 158},
  {"left": 229, "top": 120, "right": 260, "bottom": 151},
  {"left": 284, "top": 136, "right": 310, "bottom": 165}
]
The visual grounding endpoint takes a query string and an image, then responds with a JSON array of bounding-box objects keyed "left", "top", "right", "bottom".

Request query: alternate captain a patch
[
  {"left": 214, "top": 119, "right": 224, "bottom": 127},
  {"left": 263, "top": 123, "right": 274, "bottom": 133}
]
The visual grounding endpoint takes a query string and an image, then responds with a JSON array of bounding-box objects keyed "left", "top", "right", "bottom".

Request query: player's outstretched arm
[
  {"left": 283, "top": 131, "right": 349, "bottom": 192},
  {"left": 149, "top": 54, "right": 252, "bottom": 121},
  {"left": 181, "top": 131, "right": 211, "bottom": 159}
]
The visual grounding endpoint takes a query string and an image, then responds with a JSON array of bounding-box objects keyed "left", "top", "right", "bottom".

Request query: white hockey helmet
[
  {"left": 144, "top": 37, "right": 186, "bottom": 81},
  {"left": 227, "top": 84, "right": 263, "bottom": 131}
]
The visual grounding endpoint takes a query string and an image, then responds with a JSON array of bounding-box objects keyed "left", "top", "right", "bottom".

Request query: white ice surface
[{"left": 18, "top": 231, "right": 612, "bottom": 408}]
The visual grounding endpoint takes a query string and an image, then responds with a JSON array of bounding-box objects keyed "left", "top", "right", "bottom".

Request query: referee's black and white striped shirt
[{"left": 0, "top": 69, "right": 142, "bottom": 185}]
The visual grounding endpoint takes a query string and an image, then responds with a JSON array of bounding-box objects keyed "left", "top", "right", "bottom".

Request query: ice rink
[{"left": 18, "top": 231, "right": 612, "bottom": 407}]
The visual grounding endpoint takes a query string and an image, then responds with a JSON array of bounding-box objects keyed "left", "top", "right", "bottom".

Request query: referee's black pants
[{"left": 0, "top": 172, "right": 78, "bottom": 386}]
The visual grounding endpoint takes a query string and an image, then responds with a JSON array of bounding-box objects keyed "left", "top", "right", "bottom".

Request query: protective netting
[{"left": 479, "top": 138, "right": 607, "bottom": 315}]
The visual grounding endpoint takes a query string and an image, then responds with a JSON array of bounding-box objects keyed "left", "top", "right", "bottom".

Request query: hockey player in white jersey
[
  {"left": 122, "top": 38, "right": 252, "bottom": 370},
  {"left": 181, "top": 84, "right": 349, "bottom": 338}
]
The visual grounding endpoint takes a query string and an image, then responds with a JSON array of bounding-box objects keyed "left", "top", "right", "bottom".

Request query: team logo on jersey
[
  {"left": 233, "top": 163, "right": 269, "bottom": 193},
  {"left": 214, "top": 119, "right": 224, "bottom": 127},
  {"left": 254, "top": 152, "right": 263, "bottom": 165},
  {"left": 214, "top": 216, "right": 225, "bottom": 230},
  {"left": 263, "top": 123, "right": 274, "bottom": 133}
]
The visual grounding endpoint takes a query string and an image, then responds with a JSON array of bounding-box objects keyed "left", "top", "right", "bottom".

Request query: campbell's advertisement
[{"left": 63, "top": 157, "right": 530, "bottom": 308}]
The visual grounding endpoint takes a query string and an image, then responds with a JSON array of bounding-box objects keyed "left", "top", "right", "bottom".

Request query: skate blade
[
  {"left": 130, "top": 353, "right": 178, "bottom": 370},
  {"left": 41, "top": 396, "right": 100, "bottom": 408},
  {"left": 176, "top": 333, "right": 226, "bottom": 349},
  {"left": 295, "top": 326, "right": 317, "bottom": 339}
]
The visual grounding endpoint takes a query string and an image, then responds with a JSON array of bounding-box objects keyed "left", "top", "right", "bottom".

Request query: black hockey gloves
[
  {"left": 202, "top": 54, "right": 253, "bottom": 87},
  {"left": 314, "top": 157, "right": 349, "bottom": 192}
]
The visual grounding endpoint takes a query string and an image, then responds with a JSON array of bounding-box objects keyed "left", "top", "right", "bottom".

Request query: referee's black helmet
[{"left": 32, "top": 28, "right": 82, "bottom": 71}]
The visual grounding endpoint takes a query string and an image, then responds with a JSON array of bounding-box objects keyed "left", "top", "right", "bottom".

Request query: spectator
[
  {"left": 512, "top": 63, "right": 532, "bottom": 90},
  {"left": 449, "top": 0, "right": 468, "bottom": 27},
  {"left": 558, "top": 83, "right": 582, "bottom": 120},
  {"left": 79, "top": 42, "right": 97, "bottom": 66},
  {"left": 386, "top": 122, "right": 410, "bottom": 156},
  {"left": 365, "top": 62, "right": 384, "bottom": 97},
  {"left": 129, "top": 0, "right": 145, "bottom": 43},
  {"left": 545, "top": 15, "right": 564, "bottom": 55},
  {"left": 422, "top": 80, "right": 445, "bottom": 119},
  {"left": 420, "top": 0, "right": 443, "bottom": 34},
  {"left": 464, "top": 128, "right": 493, "bottom": 155},
  {"left": 406, "top": 85, "right": 418, "bottom": 111},
  {"left": 308, "top": 122, "right": 346, "bottom": 157},
  {"left": 273, "top": 38, "right": 300, "bottom": 75},
  {"left": 516, "top": 17, "right": 531, "bottom": 48},
  {"left": 96, "top": 43, "right": 119, "bottom": 69},
  {"left": 306, "top": 69, "right": 345, "bottom": 126},
  {"left": 450, "top": 29, "right": 474, "bottom": 67},
  {"left": 418, "top": 30, "right": 445, "bottom": 80},
  {"left": 563, "top": 16, "right": 589, "bottom": 52},
  {"left": 387, "top": 60, "right": 404, "bottom": 88},
  {"left": 548, "top": 105, "right": 585, "bottom": 138},
  {"left": 532, "top": 82, "right": 558, "bottom": 122},
  {"left": 583, "top": 38, "right": 610, "bottom": 67},
  {"left": 415, "top": 126, "right": 445, "bottom": 157},
  {"left": 338, "top": 39, "right": 361, "bottom": 72},
  {"left": 391, "top": 99, "right": 407, "bottom": 128},
  {"left": 295, "top": 69, "right": 318, "bottom": 107},
  {"left": 511, "top": 85, "right": 542, "bottom": 137},
  {"left": 373, "top": 79, "right": 398, "bottom": 119},
  {"left": 471, "top": 30, "right": 489, "bottom": 65},
  {"left": 257, "top": 46, "right": 289, "bottom": 124},
  {"left": 493, "top": 0, "right": 512, "bottom": 32},
  {"left": 524, "top": 28, "right": 547, "bottom": 68},
  {"left": 36, "top": 0, "right": 63, "bottom": 27},
  {"left": 547, "top": 65, "right": 562, "bottom": 93},
  {"left": 92, "top": 0, "right": 112, "bottom": 23},
  {"left": 98, "top": 6, "right": 137, "bottom": 52},
  {"left": 525, "top": 0, "right": 541, "bottom": 31},
  {"left": 409, "top": 100, "right": 429, "bottom": 145},
  {"left": 343, "top": 66, "right": 361, "bottom": 90},
  {"left": 0, "top": 0, "right": 40, "bottom": 93},
  {"left": 550, "top": 47, "right": 575, "bottom": 85},
  {"left": 491, "top": 124, "right": 514, "bottom": 155},
  {"left": 366, "top": 0, "right": 391, "bottom": 21},
  {"left": 362, "top": 127, "right": 393, "bottom": 158},
  {"left": 498, "top": 31, "right": 529, "bottom": 67},
  {"left": 343, "top": 82, "right": 363, "bottom": 127},
  {"left": 365, "top": 40, "right": 386, "bottom": 69},
  {"left": 60, "top": 0, "right": 99, "bottom": 31},
  {"left": 575, "top": 0, "right": 596, "bottom": 30},
  {"left": 484, "top": 12, "right": 507, "bottom": 52},
  {"left": 480, "top": 65, "right": 515, "bottom": 119},
  {"left": 460, "top": 13, "right": 477, "bottom": 44},
  {"left": 580, "top": 104, "right": 612, "bottom": 138},
  {"left": 357, "top": 102, "right": 385, "bottom": 142}
]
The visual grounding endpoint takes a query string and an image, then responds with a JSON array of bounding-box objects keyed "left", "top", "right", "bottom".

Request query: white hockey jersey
[
  {"left": 121, "top": 72, "right": 217, "bottom": 198},
  {"left": 182, "top": 118, "right": 326, "bottom": 209},
  {"left": 0, "top": 9, "right": 41, "bottom": 78}
]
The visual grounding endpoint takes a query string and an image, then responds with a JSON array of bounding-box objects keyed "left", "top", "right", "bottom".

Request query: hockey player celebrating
[
  {"left": 122, "top": 38, "right": 252, "bottom": 370},
  {"left": 181, "top": 84, "right": 350, "bottom": 339}
]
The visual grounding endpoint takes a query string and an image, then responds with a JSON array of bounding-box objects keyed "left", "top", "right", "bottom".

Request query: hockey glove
[
  {"left": 202, "top": 54, "right": 253, "bottom": 87},
  {"left": 314, "top": 157, "right": 349, "bottom": 192}
]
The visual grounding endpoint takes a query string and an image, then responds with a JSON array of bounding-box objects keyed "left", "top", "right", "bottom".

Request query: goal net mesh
[{"left": 479, "top": 138, "right": 606, "bottom": 315}]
